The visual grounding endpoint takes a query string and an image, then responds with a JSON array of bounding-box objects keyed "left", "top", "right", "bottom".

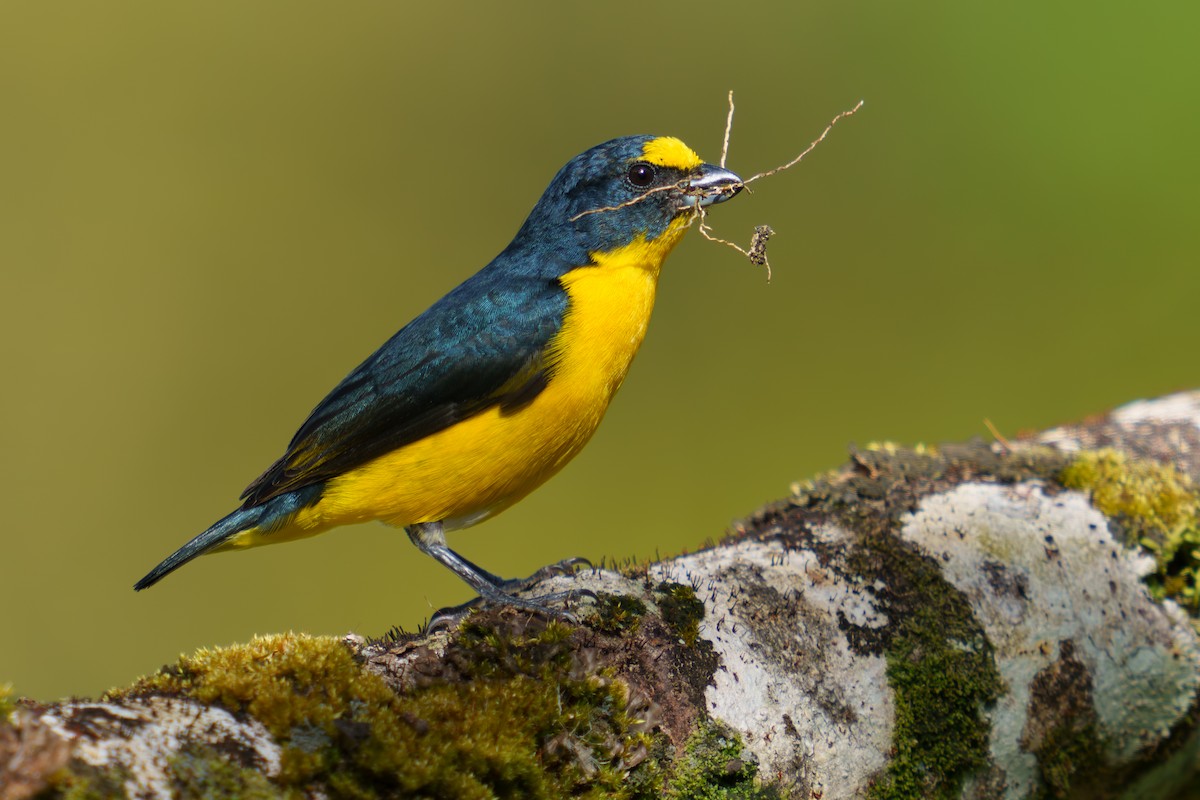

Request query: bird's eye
[{"left": 627, "top": 162, "right": 656, "bottom": 188}]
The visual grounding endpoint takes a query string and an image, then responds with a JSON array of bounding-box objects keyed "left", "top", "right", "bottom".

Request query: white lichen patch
[
  {"left": 1112, "top": 392, "right": 1200, "bottom": 429},
  {"left": 38, "top": 697, "right": 280, "bottom": 800},
  {"left": 1040, "top": 391, "right": 1200, "bottom": 456},
  {"left": 900, "top": 482, "right": 1200, "bottom": 799},
  {"left": 649, "top": 537, "right": 894, "bottom": 799}
]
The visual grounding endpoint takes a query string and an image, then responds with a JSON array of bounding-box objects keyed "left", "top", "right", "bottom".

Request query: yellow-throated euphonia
[{"left": 135, "top": 135, "right": 742, "bottom": 612}]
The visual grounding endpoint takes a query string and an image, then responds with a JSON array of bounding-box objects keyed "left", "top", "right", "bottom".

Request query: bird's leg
[{"left": 406, "top": 522, "right": 591, "bottom": 623}]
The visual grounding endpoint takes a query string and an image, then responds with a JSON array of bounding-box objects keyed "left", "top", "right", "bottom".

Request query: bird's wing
[{"left": 239, "top": 270, "right": 567, "bottom": 507}]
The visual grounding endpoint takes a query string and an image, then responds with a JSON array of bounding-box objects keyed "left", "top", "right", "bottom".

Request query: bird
[{"left": 134, "top": 135, "right": 743, "bottom": 614}]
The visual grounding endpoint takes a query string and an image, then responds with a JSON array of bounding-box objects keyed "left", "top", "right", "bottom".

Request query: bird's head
[{"left": 511, "top": 135, "right": 743, "bottom": 269}]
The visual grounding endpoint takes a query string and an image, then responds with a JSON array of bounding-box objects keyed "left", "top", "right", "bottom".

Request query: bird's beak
[{"left": 681, "top": 164, "right": 744, "bottom": 208}]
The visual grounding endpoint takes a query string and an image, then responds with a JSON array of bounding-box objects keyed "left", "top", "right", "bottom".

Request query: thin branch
[
  {"left": 695, "top": 207, "right": 773, "bottom": 283},
  {"left": 567, "top": 181, "right": 687, "bottom": 222},
  {"left": 720, "top": 90, "right": 735, "bottom": 169},
  {"left": 983, "top": 418, "right": 1014, "bottom": 453},
  {"left": 743, "top": 100, "right": 864, "bottom": 185}
]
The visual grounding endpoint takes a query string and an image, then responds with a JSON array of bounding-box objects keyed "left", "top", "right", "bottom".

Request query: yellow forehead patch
[{"left": 639, "top": 137, "right": 703, "bottom": 170}]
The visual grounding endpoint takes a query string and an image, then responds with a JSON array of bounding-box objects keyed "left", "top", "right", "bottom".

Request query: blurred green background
[{"left": 1, "top": 2, "right": 1196, "bottom": 701}]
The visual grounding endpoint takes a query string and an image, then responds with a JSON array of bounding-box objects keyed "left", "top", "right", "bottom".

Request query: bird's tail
[
  {"left": 137, "top": 482, "right": 329, "bottom": 590},
  {"left": 135, "top": 484, "right": 326, "bottom": 590},
  {"left": 133, "top": 505, "right": 267, "bottom": 590}
]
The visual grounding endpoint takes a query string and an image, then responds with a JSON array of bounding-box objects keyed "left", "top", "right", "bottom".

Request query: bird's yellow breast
[{"left": 278, "top": 216, "right": 694, "bottom": 538}]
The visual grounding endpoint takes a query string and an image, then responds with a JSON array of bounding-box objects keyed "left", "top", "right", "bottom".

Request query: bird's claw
[
  {"left": 424, "top": 586, "right": 597, "bottom": 633},
  {"left": 521, "top": 556, "right": 593, "bottom": 583}
]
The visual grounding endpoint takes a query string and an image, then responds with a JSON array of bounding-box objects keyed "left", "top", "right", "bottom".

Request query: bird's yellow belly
[
  {"left": 312, "top": 374, "right": 617, "bottom": 531},
  {"left": 278, "top": 222, "right": 688, "bottom": 539}
]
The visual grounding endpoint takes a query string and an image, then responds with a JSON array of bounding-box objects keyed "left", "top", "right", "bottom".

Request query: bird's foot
[
  {"left": 425, "top": 583, "right": 597, "bottom": 634},
  {"left": 496, "top": 556, "right": 593, "bottom": 592}
]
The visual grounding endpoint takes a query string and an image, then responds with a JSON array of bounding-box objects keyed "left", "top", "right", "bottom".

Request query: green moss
[
  {"left": 665, "top": 719, "right": 782, "bottom": 800},
  {"left": 655, "top": 582, "right": 705, "bottom": 647},
  {"left": 455, "top": 617, "right": 576, "bottom": 678},
  {"left": 115, "top": 634, "right": 383, "bottom": 788},
  {"left": 787, "top": 441, "right": 1070, "bottom": 516},
  {"left": 168, "top": 744, "right": 285, "bottom": 799},
  {"left": 621, "top": 732, "right": 674, "bottom": 799},
  {"left": 597, "top": 554, "right": 655, "bottom": 580},
  {"left": 864, "top": 441, "right": 939, "bottom": 457},
  {"left": 0, "top": 682, "right": 13, "bottom": 723},
  {"left": 1031, "top": 719, "right": 1106, "bottom": 799},
  {"left": 115, "top": 628, "right": 663, "bottom": 799},
  {"left": 855, "top": 536, "right": 1004, "bottom": 800},
  {"left": 1016, "top": 638, "right": 1109, "bottom": 799},
  {"left": 49, "top": 765, "right": 131, "bottom": 800},
  {"left": 1060, "top": 448, "right": 1200, "bottom": 616},
  {"left": 588, "top": 593, "right": 649, "bottom": 635}
]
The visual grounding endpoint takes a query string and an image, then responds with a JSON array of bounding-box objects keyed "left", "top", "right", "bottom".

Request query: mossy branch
[{"left": 5, "top": 392, "right": 1200, "bottom": 799}]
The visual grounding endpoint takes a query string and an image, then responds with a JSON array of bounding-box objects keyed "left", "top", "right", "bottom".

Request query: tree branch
[{"left": 5, "top": 392, "right": 1200, "bottom": 799}]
